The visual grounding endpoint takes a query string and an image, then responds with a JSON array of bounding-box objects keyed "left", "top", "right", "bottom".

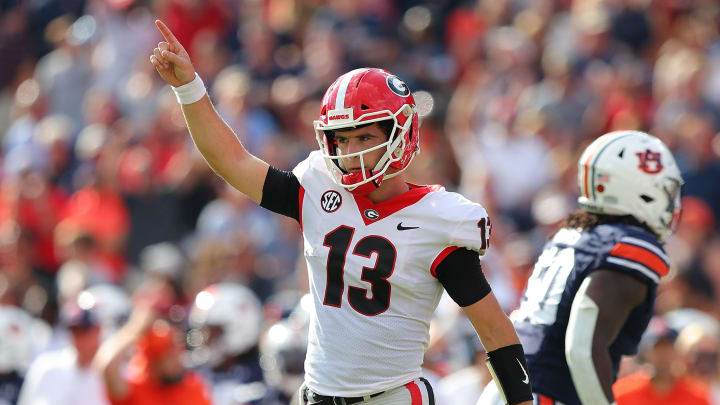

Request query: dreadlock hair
[{"left": 557, "top": 209, "right": 657, "bottom": 238}]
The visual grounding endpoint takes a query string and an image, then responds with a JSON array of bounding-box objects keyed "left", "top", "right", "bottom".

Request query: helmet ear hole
[
  {"left": 640, "top": 194, "right": 654, "bottom": 203},
  {"left": 618, "top": 148, "right": 625, "bottom": 158}
]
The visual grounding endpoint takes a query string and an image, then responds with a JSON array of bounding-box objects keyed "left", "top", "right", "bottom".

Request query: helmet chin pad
[{"left": 343, "top": 170, "right": 382, "bottom": 196}]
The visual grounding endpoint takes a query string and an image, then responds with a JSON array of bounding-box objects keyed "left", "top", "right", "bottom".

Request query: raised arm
[
  {"left": 93, "top": 305, "right": 155, "bottom": 399},
  {"left": 565, "top": 270, "right": 648, "bottom": 405},
  {"left": 150, "top": 20, "right": 269, "bottom": 203}
]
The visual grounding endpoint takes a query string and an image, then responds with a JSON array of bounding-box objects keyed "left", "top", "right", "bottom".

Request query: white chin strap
[{"left": 565, "top": 277, "right": 617, "bottom": 405}]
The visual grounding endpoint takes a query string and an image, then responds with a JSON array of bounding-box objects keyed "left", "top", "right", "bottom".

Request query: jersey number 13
[{"left": 322, "top": 225, "right": 396, "bottom": 316}]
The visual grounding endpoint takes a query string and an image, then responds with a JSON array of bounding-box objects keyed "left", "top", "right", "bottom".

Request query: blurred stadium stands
[{"left": 1, "top": 0, "right": 720, "bottom": 404}]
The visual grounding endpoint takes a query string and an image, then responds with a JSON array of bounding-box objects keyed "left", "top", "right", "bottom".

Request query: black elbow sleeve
[{"left": 435, "top": 248, "right": 492, "bottom": 307}]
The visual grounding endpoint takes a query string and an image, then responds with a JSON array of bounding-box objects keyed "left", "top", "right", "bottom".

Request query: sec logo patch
[{"left": 321, "top": 190, "right": 342, "bottom": 213}]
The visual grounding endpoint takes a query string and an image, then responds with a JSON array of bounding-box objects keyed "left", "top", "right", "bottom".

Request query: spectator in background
[
  {"left": 59, "top": 151, "right": 130, "bottom": 282},
  {"left": 33, "top": 15, "right": 94, "bottom": 125},
  {"left": 0, "top": 145, "right": 68, "bottom": 275},
  {"left": 159, "top": 0, "right": 233, "bottom": 61},
  {"left": 674, "top": 114, "right": 720, "bottom": 223},
  {"left": 676, "top": 323, "right": 720, "bottom": 404},
  {"left": 134, "top": 242, "right": 188, "bottom": 322},
  {"left": 0, "top": 222, "right": 54, "bottom": 323},
  {"left": 18, "top": 301, "right": 108, "bottom": 405},
  {"left": 697, "top": 234, "right": 720, "bottom": 320},
  {"left": 55, "top": 231, "right": 115, "bottom": 297},
  {"left": 94, "top": 303, "right": 212, "bottom": 405},
  {"left": 658, "top": 197, "right": 717, "bottom": 316},
  {"left": 614, "top": 318, "right": 710, "bottom": 405},
  {"left": 0, "top": 305, "right": 51, "bottom": 405},
  {"left": 33, "top": 114, "right": 76, "bottom": 193},
  {"left": 3, "top": 78, "right": 49, "bottom": 156}
]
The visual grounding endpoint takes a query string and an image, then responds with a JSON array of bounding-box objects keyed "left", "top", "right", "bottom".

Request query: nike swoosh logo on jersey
[
  {"left": 397, "top": 222, "right": 419, "bottom": 231},
  {"left": 517, "top": 358, "right": 529, "bottom": 384}
]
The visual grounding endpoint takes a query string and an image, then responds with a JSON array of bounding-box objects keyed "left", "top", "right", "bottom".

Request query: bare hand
[{"left": 150, "top": 20, "right": 196, "bottom": 87}]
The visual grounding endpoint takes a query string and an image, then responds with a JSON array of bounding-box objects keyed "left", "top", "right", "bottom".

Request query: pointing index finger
[{"left": 155, "top": 20, "right": 180, "bottom": 46}]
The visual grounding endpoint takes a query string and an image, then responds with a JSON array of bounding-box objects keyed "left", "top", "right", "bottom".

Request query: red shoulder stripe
[{"left": 609, "top": 243, "right": 669, "bottom": 276}]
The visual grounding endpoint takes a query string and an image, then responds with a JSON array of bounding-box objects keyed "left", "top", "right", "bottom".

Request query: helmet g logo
[
  {"left": 386, "top": 76, "right": 410, "bottom": 97},
  {"left": 636, "top": 149, "right": 664, "bottom": 174},
  {"left": 321, "top": 190, "right": 342, "bottom": 213}
]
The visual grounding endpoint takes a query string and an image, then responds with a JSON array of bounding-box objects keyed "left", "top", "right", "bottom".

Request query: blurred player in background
[
  {"left": 187, "top": 282, "right": 266, "bottom": 405},
  {"left": 259, "top": 296, "right": 310, "bottom": 405},
  {"left": 81, "top": 284, "right": 131, "bottom": 338},
  {"left": 0, "top": 306, "right": 51, "bottom": 405},
  {"left": 479, "top": 131, "right": 684, "bottom": 405},
  {"left": 18, "top": 301, "right": 106, "bottom": 405},
  {"left": 150, "top": 18, "right": 533, "bottom": 405}
]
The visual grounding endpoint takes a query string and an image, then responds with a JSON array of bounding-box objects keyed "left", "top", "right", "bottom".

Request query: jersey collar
[{"left": 352, "top": 183, "right": 442, "bottom": 226}]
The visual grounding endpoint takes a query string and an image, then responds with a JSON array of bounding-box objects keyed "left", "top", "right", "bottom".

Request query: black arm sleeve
[
  {"left": 435, "top": 248, "right": 492, "bottom": 307},
  {"left": 259, "top": 166, "right": 301, "bottom": 221}
]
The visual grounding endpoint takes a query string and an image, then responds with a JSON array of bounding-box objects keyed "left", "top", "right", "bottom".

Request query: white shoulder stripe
[
  {"left": 334, "top": 72, "right": 355, "bottom": 110},
  {"left": 606, "top": 257, "right": 660, "bottom": 283},
  {"left": 619, "top": 236, "right": 669, "bottom": 264}
]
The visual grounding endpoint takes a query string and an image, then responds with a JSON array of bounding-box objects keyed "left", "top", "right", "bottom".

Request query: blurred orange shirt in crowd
[
  {"left": 62, "top": 187, "right": 129, "bottom": 280},
  {"left": 107, "top": 372, "right": 212, "bottom": 405},
  {"left": 614, "top": 371, "right": 710, "bottom": 405},
  {"left": 0, "top": 184, "right": 68, "bottom": 272}
]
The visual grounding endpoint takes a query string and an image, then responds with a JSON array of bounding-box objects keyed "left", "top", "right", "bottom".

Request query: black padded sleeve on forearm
[
  {"left": 259, "top": 166, "right": 301, "bottom": 221},
  {"left": 486, "top": 343, "right": 534, "bottom": 404},
  {"left": 435, "top": 248, "right": 492, "bottom": 307}
]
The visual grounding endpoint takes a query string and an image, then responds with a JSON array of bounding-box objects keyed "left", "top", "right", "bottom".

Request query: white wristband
[{"left": 171, "top": 73, "right": 206, "bottom": 104}]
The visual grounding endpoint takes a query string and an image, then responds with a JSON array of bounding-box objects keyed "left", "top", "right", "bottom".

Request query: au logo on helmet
[{"left": 636, "top": 149, "right": 664, "bottom": 174}]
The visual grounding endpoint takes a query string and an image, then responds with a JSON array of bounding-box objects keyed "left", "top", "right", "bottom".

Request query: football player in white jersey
[{"left": 150, "top": 20, "right": 532, "bottom": 405}]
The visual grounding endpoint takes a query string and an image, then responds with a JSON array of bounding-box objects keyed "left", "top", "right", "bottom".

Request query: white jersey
[
  {"left": 294, "top": 151, "right": 490, "bottom": 396},
  {"left": 17, "top": 347, "right": 110, "bottom": 405}
]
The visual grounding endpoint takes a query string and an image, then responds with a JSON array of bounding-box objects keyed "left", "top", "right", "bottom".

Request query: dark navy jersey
[
  {"left": 0, "top": 371, "right": 22, "bottom": 405},
  {"left": 200, "top": 358, "right": 267, "bottom": 405},
  {"left": 511, "top": 224, "right": 669, "bottom": 405}
]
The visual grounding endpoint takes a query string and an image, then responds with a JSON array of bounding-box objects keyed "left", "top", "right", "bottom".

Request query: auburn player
[
  {"left": 150, "top": 20, "right": 532, "bottom": 405},
  {"left": 478, "top": 131, "right": 684, "bottom": 405},
  {"left": 187, "top": 283, "right": 266, "bottom": 405}
]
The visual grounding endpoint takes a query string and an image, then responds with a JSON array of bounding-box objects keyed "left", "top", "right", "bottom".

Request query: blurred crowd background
[{"left": 1, "top": 0, "right": 720, "bottom": 404}]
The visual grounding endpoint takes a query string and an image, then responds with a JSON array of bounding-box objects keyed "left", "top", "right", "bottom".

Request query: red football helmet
[{"left": 314, "top": 68, "right": 420, "bottom": 195}]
